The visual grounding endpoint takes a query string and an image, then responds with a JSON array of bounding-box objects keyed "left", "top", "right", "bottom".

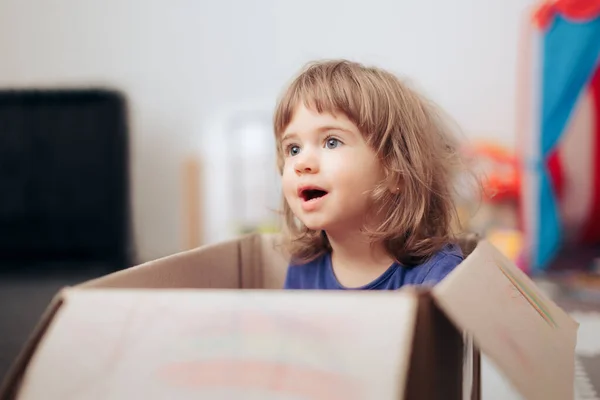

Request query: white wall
[{"left": 0, "top": 0, "right": 533, "bottom": 262}]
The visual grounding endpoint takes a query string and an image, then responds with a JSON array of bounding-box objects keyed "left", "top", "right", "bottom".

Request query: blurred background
[
  {"left": 0, "top": 0, "right": 526, "bottom": 263},
  {"left": 1, "top": 0, "right": 600, "bottom": 398}
]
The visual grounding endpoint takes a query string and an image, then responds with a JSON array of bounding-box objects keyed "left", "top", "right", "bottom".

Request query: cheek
[
  {"left": 281, "top": 166, "right": 296, "bottom": 199},
  {"left": 330, "top": 155, "right": 375, "bottom": 182},
  {"left": 336, "top": 160, "right": 383, "bottom": 196}
]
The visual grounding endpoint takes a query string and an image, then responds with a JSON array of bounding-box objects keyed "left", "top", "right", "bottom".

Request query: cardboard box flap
[
  {"left": 404, "top": 291, "right": 466, "bottom": 399},
  {"left": 79, "top": 238, "right": 244, "bottom": 289},
  {"left": 433, "top": 240, "right": 579, "bottom": 400},
  {"left": 16, "top": 289, "right": 418, "bottom": 400},
  {"left": 76, "top": 233, "right": 289, "bottom": 291}
]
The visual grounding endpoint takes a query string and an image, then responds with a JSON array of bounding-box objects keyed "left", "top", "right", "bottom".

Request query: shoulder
[
  {"left": 283, "top": 253, "right": 329, "bottom": 289},
  {"left": 405, "top": 243, "right": 464, "bottom": 286}
]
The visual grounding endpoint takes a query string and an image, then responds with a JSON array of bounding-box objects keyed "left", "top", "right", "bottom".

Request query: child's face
[{"left": 280, "top": 104, "right": 385, "bottom": 233}]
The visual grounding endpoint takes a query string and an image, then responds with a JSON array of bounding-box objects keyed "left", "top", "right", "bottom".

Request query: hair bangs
[{"left": 273, "top": 61, "right": 375, "bottom": 138}]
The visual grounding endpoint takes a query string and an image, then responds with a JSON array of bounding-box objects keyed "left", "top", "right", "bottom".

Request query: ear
[
  {"left": 390, "top": 185, "right": 401, "bottom": 194},
  {"left": 384, "top": 171, "right": 402, "bottom": 194}
]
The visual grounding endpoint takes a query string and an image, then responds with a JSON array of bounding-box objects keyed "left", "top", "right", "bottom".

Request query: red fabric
[
  {"left": 534, "top": 0, "right": 600, "bottom": 28},
  {"left": 546, "top": 149, "right": 564, "bottom": 201},
  {"left": 581, "top": 67, "right": 600, "bottom": 243}
]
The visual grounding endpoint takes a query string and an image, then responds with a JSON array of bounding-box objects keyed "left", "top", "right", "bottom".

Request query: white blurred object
[
  {"left": 201, "top": 108, "right": 281, "bottom": 244},
  {"left": 230, "top": 116, "right": 281, "bottom": 234}
]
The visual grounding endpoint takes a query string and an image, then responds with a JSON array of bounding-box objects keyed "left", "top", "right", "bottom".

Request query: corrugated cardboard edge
[{"left": 0, "top": 291, "right": 66, "bottom": 400}]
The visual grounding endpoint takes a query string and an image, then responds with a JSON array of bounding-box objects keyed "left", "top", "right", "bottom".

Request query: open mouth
[{"left": 299, "top": 188, "right": 328, "bottom": 202}]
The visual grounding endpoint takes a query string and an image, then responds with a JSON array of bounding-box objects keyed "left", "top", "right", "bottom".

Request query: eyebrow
[
  {"left": 280, "top": 132, "right": 299, "bottom": 143},
  {"left": 281, "top": 125, "right": 355, "bottom": 142}
]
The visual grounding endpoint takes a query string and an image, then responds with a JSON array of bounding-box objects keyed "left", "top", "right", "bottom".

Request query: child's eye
[
  {"left": 325, "top": 137, "right": 342, "bottom": 149},
  {"left": 285, "top": 144, "right": 301, "bottom": 157}
]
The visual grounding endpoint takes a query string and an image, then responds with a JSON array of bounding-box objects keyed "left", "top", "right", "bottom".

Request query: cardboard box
[{"left": 0, "top": 234, "right": 578, "bottom": 400}]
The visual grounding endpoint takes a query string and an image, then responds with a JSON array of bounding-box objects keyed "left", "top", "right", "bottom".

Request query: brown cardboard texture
[
  {"left": 434, "top": 241, "right": 579, "bottom": 400},
  {"left": 0, "top": 234, "right": 578, "bottom": 400}
]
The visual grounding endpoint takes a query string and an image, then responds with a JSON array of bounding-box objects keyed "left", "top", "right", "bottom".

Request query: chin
[
  {"left": 297, "top": 217, "right": 329, "bottom": 232},
  {"left": 301, "top": 221, "right": 327, "bottom": 231},
  {"left": 301, "top": 217, "right": 357, "bottom": 236}
]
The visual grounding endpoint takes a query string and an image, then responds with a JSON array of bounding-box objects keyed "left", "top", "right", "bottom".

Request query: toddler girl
[{"left": 273, "top": 60, "right": 465, "bottom": 290}]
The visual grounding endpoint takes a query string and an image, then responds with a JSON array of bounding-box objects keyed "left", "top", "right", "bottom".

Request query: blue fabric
[
  {"left": 541, "top": 17, "right": 600, "bottom": 155},
  {"left": 283, "top": 243, "right": 463, "bottom": 290},
  {"left": 536, "top": 172, "right": 562, "bottom": 270},
  {"left": 535, "top": 16, "right": 600, "bottom": 271}
]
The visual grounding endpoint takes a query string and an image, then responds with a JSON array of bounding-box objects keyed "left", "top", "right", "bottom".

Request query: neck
[{"left": 325, "top": 228, "right": 394, "bottom": 287}]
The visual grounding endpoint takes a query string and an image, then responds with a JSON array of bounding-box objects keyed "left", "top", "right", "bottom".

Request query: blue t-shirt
[{"left": 283, "top": 243, "right": 463, "bottom": 290}]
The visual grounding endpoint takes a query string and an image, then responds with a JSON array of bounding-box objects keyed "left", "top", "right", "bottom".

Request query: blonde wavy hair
[{"left": 273, "top": 59, "right": 465, "bottom": 266}]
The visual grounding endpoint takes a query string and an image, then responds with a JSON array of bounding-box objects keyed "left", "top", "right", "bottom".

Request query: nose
[{"left": 294, "top": 150, "right": 319, "bottom": 175}]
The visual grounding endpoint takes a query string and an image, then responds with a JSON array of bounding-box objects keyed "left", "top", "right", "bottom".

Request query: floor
[
  {"left": 1, "top": 268, "right": 600, "bottom": 399},
  {"left": 0, "top": 264, "right": 110, "bottom": 380}
]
